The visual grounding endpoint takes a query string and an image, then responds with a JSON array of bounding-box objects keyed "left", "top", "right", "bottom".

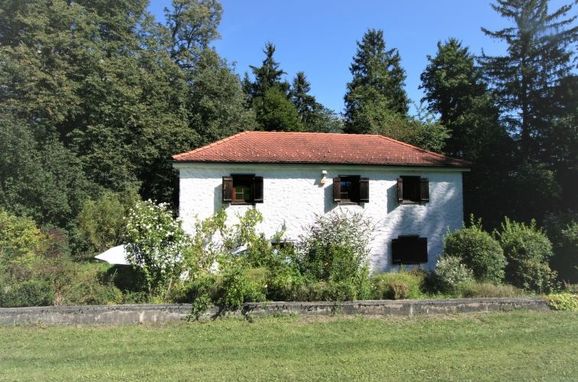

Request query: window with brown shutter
[
  {"left": 392, "top": 236, "right": 428, "bottom": 265},
  {"left": 332, "top": 176, "right": 369, "bottom": 204},
  {"left": 222, "top": 174, "right": 264, "bottom": 204},
  {"left": 397, "top": 176, "right": 429, "bottom": 204}
]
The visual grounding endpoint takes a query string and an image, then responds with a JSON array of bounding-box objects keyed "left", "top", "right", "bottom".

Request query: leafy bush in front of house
[
  {"left": 295, "top": 212, "right": 373, "bottom": 301},
  {"left": 125, "top": 200, "right": 191, "bottom": 299},
  {"left": 496, "top": 218, "right": 557, "bottom": 293},
  {"left": 371, "top": 271, "right": 425, "bottom": 300},
  {"left": 431, "top": 256, "right": 474, "bottom": 294},
  {"left": 443, "top": 217, "right": 506, "bottom": 283}
]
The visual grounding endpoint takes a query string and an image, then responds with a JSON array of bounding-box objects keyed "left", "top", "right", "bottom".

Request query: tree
[
  {"left": 421, "top": 39, "right": 508, "bottom": 160},
  {"left": 165, "top": 0, "right": 223, "bottom": 69},
  {"left": 253, "top": 87, "right": 304, "bottom": 132},
  {"left": 247, "top": 42, "right": 289, "bottom": 99},
  {"left": 481, "top": 0, "right": 578, "bottom": 162},
  {"left": 245, "top": 43, "right": 302, "bottom": 131},
  {"left": 290, "top": 72, "right": 343, "bottom": 132},
  {"left": 344, "top": 29, "right": 409, "bottom": 133},
  {"left": 188, "top": 49, "right": 257, "bottom": 145}
]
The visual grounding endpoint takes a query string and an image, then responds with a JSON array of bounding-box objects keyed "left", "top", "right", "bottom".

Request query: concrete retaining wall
[{"left": 0, "top": 298, "right": 550, "bottom": 326}]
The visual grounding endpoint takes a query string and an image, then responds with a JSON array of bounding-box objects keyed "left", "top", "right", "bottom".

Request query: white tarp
[{"left": 95, "top": 245, "right": 130, "bottom": 265}]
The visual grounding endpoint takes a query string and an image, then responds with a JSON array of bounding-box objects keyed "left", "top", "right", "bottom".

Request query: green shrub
[
  {"left": 547, "top": 293, "right": 578, "bottom": 311},
  {"left": 213, "top": 265, "right": 266, "bottom": 312},
  {"left": 443, "top": 217, "right": 506, "bottom": 283},
  {"left": 125, "top": 200, "right": 190, "bottom": 299},
  {"left": 496, "top": 218, "right": 557, "bottom": 293},
  {"left": 371, "top": 271, "right": 425, "bottom": 300},
  {"left": 432, "top": 256, "right": 474, "bottom": 294},
  {"left": 61, "top": 269, "right": 123, "bottom": 305},
  {"left": 76, "top": 188, "right": 140, "bottom": 257},
  {"left": 458, "top": 282, "right": 524, "bottom": 298},
  {"left": 297, "top": 212, "right": 371, "bottom": 283},
  {"left": 0, "top": 280, "right": 54, "bottom": 307}
]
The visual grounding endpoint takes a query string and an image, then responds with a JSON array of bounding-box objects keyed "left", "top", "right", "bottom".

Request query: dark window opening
[
  {"left": 222, "top": 174, "right": 263, "bottom": 204},
  {"left": 333, "top": 176, "right": 369, "bottom": 204},
  {"left": 392, "top": 236, "right": 428, "bottom": 265},
  {"left": 397, "top": 176, "right": 429, "bottom": 204},
  {"left": 233, "top": 175, "right": 254, "bottom": 204}
]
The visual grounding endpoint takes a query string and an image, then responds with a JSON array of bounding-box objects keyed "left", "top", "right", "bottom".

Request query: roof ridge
[{"left": 172, "top": 131, "right": 249, "bottom": 160}]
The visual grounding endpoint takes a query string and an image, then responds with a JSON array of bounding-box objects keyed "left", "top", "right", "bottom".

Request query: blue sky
[{"left": 148, "top": 0, "right": 567, "bottom": 115}]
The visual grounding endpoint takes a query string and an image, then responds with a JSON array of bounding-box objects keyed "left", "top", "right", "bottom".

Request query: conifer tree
[
  {"left": 344, "top": 29, "right": 409, "bottom": 133},
  {"left": 481, "top": 0, "right": 577, "bottom": 162}
]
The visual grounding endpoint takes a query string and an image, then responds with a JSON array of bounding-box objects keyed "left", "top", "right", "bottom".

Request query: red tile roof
[{"left": 172, "top": 131, "right": 470, "bottom": 168}]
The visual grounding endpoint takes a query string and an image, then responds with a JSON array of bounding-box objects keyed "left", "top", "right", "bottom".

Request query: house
[{"left": 172, "top": 131, "right": 470, "bottom": 272}]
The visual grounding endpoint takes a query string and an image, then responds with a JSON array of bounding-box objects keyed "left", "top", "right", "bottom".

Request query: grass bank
[{"left": 1, "top": 311, "right": 577, "bottom": 381}]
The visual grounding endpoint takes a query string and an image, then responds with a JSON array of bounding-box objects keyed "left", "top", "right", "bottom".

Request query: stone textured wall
[
  {"left": 176, "top": 163, "right": 465, "bottom": 272},
  {"left": 0, "top": 298, "right": 550, "bottom": 326}
]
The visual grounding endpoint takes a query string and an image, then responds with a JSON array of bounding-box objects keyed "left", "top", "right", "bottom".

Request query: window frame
[
  {"left": 222, "top": 174, "right": 264, "bottom": 205},
  {"left": 397, "top": 176, "right": 429, "bottom": 204},
  {"left": 333, "top": 175, "right": 369, "bottom": 205}
]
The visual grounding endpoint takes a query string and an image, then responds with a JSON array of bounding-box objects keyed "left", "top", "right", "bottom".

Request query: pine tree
[
  {"left": 481, "top": 0, "right": 577, "bottom": 161},
  {"left": 344, "top": 29, "right": 409, "bottom": 133},
  {"left": 290, "top": 72, "right": 317, "bottom": 123},
  {"left": 248, "top": 42, "right": 289, "bottom": 98},
  {"left": 420, "top": 38, "right": 507, "bottom": 161}
]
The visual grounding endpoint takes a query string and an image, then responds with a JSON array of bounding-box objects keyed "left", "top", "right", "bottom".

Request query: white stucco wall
[{"left": 175, "top": 163, "right": 465, "bottom": 272}]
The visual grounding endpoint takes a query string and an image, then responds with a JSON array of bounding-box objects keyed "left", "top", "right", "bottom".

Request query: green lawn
[{"left": 1, "top": 311, "right": 577, "bottom": 381}]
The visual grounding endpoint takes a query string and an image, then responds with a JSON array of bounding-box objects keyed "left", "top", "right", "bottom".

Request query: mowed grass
[{"left": 1, "top": 311, "right": 577, "bottom": 381}]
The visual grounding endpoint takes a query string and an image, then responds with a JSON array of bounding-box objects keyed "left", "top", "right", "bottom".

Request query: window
[
  {"left": 396, "top": 176, "right": 429, "bottom": 204},
  {"left": 333, "top": 176, "right": 369, "bottom": 204},
  {"left": 222, "top": 174, "right": 263, "bottom": 204},
  {"left": 391, "top": 236, "right": 428, "bottom": 265}
]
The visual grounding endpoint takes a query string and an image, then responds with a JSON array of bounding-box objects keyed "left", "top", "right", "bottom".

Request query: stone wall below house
[{"left": 0, "top": 298, "right": 550, "bottom": 326}]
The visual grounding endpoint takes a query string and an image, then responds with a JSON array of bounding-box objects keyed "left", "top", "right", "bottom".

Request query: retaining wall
[{"left": 0, "top": 298, "right": 550, "bottom": 326}]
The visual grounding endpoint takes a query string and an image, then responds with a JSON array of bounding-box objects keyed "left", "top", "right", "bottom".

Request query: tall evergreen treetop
[
  {"left": 344, "top": 28, "right": 409, "bottom": 130},
  {"left": 248, "top": 42, "right": 289, "bottom": 98},
  {"left": 481, "top": 0, "right": 577, "bottom": 160}
]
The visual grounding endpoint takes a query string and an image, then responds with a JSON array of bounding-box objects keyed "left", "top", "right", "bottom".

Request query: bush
[
  {"left": 443, "top": 217, "right": 506, "bottom": 283},
  {"left": 76, "top": 188, "right": 140, "bottom": 257},
  {"left": 496, "top": 218, "right": 557, "bottom": 293},
  {"left": 125, "top": 200, "right": 190, "bottom": 299},
  {"left": 431, "top": 256, "right": 474, "bottom": 294},
  {"left": 213, "top": 264, "right": 267, "bottom": 312},
  {"left": 0, "top": 280, "right": 54, "bottom": 307},
  {"left": 458, "top": 282, "right": 524, "bottom": 298},
  {"left": 60, "top": 264, "right": 123, "bottom": 305},
  {"left": 371, "top": 271, "right": 425, "bottom": 300},
  {"left": 297, "top": 212, "right": 372, "bottom": 284},
  {"left": 547, "top": 293, "right": 578, "bottom": 311}
]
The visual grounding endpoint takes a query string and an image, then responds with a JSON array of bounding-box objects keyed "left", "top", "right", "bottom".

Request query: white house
[{"left": 172, "top": 131, "right": 470, "bottom": 272}]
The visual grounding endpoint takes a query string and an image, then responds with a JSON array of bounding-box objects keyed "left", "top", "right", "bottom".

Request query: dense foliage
[
  {"left": 0, "top": 0, "right": 576, "bottom": 308},
  {"left": 443, "top": 217, "right": 506, "bottom": 283}
]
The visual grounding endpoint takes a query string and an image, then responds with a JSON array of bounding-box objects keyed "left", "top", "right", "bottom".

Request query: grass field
[{"left": 1, "top": 311, "right": 577, "bottom": 381}]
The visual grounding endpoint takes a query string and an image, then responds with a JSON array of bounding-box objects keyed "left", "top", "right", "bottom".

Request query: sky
[{"left": 147, "top": 0, "right": 568, "bottom": 115}]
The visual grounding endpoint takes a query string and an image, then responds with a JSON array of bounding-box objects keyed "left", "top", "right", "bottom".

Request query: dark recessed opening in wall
[{"left": 392, "top": 235, "right": 428, "bottom": 265}]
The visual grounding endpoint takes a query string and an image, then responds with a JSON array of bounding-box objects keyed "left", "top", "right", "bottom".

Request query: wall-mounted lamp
[{"left": 320, "top": 169, "right": 328, "bottom": 185}]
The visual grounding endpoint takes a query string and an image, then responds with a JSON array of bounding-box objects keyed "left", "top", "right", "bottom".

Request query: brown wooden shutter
[
  {"left": 333, "top": 177, "right": 341, "bottom": 202},
  {"left": 420, "top": 177, "right": 429, "bottom": 203},
  {"left": 396, "top": 177, "right": 403, "bottom": 204},
  {"left": 359, "top": 177, "right": 369, "bottom": 203},
  {"left": 253, "top": 176, "right": 263, "bottom": 203},
  {"left": 222, "top": 176, "right": 233, "bottom": 203}
]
